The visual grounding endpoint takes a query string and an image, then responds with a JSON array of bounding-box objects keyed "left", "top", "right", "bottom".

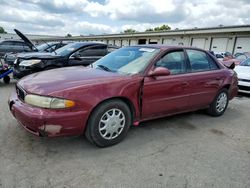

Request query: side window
[
  {"left": 242, "top": 58, "right": 250, "bottom": 66},
  {"left": 78, "top": 46, "right": 107, "bottom": 57},
  {"left": 15, "top": 42, "right": 25, "bottom": 46},
  {"left": 156, "top": 51, "right": 187, "bottom": 75},
  {"left": 1, "top": 41, "right": 13, "bottom": 45},
  {"left": 187, "top": 50, "right": 218, "bottom": 72}
]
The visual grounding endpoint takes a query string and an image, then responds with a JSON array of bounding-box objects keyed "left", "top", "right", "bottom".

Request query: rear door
[
  {"left": 142, "top": 50, "right": 190, "bottom": 119},
  {"left": 185, "top": 49, "right": 225, "bottom": 108}
]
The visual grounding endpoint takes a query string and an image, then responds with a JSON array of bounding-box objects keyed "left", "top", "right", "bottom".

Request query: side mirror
[
  {"left": 221, "top": 60, "right": 235, "bottom": 70},
  {"left": 148, "top": 67, "right": 171, "bottom": 77},
  {"left": 70, "top": 53, "right": 81, "bottom": 60}
]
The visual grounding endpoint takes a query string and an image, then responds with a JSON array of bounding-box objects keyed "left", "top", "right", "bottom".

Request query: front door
[
  {"left": 68, "top": 45, "right": 107, "bottom": 66},
  {"left": 142, "top": 50, "right": 190, "bottom": 119}
]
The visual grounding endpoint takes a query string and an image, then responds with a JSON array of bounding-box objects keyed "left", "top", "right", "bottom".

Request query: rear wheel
[
  {"left": 207, "top": 89, "right": 229, "bottom": 116},
  {"left": 3, "top": 76, "right": 10, "bottom": 84},
  {"left": 85, "top": 100, "right": 132, "bottom": 147}
]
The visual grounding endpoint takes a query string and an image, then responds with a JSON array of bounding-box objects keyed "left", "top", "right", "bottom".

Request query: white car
[{"left": 234, "top": 58, "right": 250, "bottom": 94}]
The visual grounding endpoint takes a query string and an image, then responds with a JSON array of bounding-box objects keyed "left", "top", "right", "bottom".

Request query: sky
[{"left": 0, "top": 0, "right": 249, "bottom": 36}]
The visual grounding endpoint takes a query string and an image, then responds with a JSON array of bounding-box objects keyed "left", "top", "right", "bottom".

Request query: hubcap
[
  {"left": 99, "top": 108, "right": 125, "bottom": 140},
  {"left": 216, "top": 92, "right": 227, "bottom": 113}
]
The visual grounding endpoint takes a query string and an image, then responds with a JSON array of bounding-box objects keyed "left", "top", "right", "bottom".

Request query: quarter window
[
  {"left": 156, "top": 51, "right": 187, "bottom": 75},
  {"left": 187, "top": 50, "right": 218, "bottom": 72}
]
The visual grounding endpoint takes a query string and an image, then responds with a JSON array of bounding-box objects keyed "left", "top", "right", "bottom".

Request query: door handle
[
  {"left": 215, "top": 77, "right": 221, "bottom": 80},
  {"left": 181, "top": 82, "right": 189, "bottom": 86}
]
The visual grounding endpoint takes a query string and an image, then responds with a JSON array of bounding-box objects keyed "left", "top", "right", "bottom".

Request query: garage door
[
  {"left": 122, "top": 40, "right": 129, "bottom": 46},
  {"left": 163, "top": 38, "right": 173, "bottom": 45},
  {"left": 234, "top": 37, "right": 250, "bottom": 53},
  {"left": 115, "top": 40, "right": 122, "bottom": 47},
  {"left": 129, "top": 39, "right": 137, "bottom": 45},
  {"left": 191, "top": 38, "right": 206, "bottom": 49},
  {"left": 210, "top": 38, "right": 228, "bottom": 52}
]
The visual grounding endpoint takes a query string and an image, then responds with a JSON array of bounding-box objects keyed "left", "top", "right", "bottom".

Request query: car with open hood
[
  {"left": 0, "top": 40, "right": 33, "bottom": 58},
  {"left": 0, "top": 29, "right": 37, "bottom": 58},
  {"left": 13, "top": 42, "right": 118, "bottom": 79},
  {"left": 4, "top": 41, "right": 68, "bottom": 66},
  {"left": 3, "top": 29, "right": 68, "bottom": 66},
  {"left": 9, "top": 45, "right": 238, "bottom": 147}
]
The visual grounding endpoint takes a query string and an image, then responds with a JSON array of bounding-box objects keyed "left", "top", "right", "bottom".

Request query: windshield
[
  {"left": 240, "top": 58, "right": 250, "bottom": 66},
  {"left": 55, "top": 43, "right": 84, "bottom": 56},
  {"left": 92, "top": 47, "right": 160, "bottom": 75}
]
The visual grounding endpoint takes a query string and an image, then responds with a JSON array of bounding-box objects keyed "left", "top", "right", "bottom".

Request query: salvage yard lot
[{"left": 0, "top": 80, "right": 250, "bottom": 188}]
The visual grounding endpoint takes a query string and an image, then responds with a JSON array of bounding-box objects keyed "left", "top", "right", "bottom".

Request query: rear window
[{"left": 187, "top": 50, "right": 218, "bottom": 72}]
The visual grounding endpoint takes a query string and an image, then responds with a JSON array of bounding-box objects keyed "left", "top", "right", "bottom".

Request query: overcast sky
[{"left": 0, "top": 0, "right": 249, "bottom": 36}]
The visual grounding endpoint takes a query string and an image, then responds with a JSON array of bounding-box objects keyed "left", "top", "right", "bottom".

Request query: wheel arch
[
  {"left": 84, "top": 96, "right": 136, "bottom": 133},
  {"left": 222, "top": 84, "right": 231, "bottom": 90}
]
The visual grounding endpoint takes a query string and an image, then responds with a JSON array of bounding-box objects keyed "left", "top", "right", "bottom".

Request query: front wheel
[
  {"left": 207, "top": 89, "right": 229, "bottom": 117},
  {"left": 85, "top": 100, "right": 132, "bottom": 147}
]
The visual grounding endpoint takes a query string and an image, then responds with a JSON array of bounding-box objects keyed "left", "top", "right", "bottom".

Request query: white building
[
  {"left": 0, "top": 33, "right": 60, "bottom": 43},
  {"left": 31, "top": 25, "right": 250, "bottom": 54}
]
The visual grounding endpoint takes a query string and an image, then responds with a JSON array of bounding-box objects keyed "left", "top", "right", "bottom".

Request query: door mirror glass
[{"left": 148, "top": 67, "right": 170, "bottom": 77}]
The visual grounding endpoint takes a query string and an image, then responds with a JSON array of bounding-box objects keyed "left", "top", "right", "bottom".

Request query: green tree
[
  {"left": 66, "top": 33, "right": 72, "bottom": 37},
  {"left": 145, "top": 28, "right": 154, "bottom": 32},
  {"left": 145, "top": 24, "right": 171, "bottom": 32},
  {"left": 123, "top": 29, "right": 137, "bottom": 33},
  {"left": 0, "top": 26, "right": 7, "bottom": 34}
]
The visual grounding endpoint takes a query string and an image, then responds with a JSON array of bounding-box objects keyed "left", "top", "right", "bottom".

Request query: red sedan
[{"left": 9, "top": 45, "right": 238, "bottom": 147}]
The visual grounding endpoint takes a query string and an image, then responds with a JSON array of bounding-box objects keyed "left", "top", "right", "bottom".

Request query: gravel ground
[{"left": 0, "top": 78, "right": 250, "bottom": 188}]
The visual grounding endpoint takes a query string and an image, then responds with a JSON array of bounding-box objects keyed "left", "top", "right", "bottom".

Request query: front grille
[
  {"left": 16, "top": 85, "right": 26, "bottom": 101},
  {"left": 238, "top": 85, "right": 250, "bottom": 91},
  {"left": 238, "top": 78, "right": 250, "bottom": 83}
]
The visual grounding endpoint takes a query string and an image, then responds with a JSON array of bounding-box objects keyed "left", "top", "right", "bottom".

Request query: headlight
[
  {"left": 14, "top": 59, "right": 18, "bottom": 65},
  {"left": 24, "top": 94, "right": 75, "bottom": 109},
  {"left": 19, "top": 59, "right": 41, "bottom": 67}
]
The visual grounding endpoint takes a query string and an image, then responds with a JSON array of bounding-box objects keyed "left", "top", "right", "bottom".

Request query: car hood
[
  {"left": 17, "top": 52, "right": 62, "bottom": 60},
  {"left": 18, "top": 66, "right": 130, "bottom": 96},
  {"left": 234, "top": 66, "right": 250, "bottom": 80},
  {"left": 14, "top": 29, "right": 37, "bottom": 51}
]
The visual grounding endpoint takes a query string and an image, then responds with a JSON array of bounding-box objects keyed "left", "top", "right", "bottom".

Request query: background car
[
  {"left": 9, "top": 45, "right": 238, "bottom": 147},
  {"left": 13, "top": 42, "right": 119, "bottom": 79},
  {"left": 4, "top": 41, "right": 68, "bottom": 66},
  {"left": 234, "top": 52, "right": 250, "bottom": 62},
  {"left": 0, "top": 40, "right": 33, "bottom": 58},
  {"left": 234, "top": 58, "right": 250, "bottom": 93}
]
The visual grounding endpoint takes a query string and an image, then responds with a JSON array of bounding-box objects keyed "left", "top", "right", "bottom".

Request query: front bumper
[
  {"left": 238, "top": 80, "right": 250, "bottom": 94},
  {"left": 9, "top": 91, "right": 88, "bottom": 137},
  {"left": 13, "top": 67, "right": 33, "bottom": 79}
]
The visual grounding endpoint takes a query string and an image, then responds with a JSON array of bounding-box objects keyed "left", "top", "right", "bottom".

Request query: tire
[
  {"left": 3, "top": 76, "right": 10, "bottom": 84},
  {"left": 207, "top": 88, "right": 229, "bottom": 117},
  {"left": 85, "top": 99, "right": 132, "bottom": 147}
]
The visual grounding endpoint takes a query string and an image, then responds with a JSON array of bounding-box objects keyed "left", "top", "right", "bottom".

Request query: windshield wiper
[
  {"left": 97, "top": 65, "right": 112, "bottom": 72},
  {"left": 41, "top": 40, "right": 57, "bottom": 55}
]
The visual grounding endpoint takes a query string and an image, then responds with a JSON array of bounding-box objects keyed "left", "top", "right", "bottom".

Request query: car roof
[
  {"left": 68, "top": 41, "right": 107, "bottom": 46},
  {"left": 129, "top": 44, "right": 206, "bottom": 51}
]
